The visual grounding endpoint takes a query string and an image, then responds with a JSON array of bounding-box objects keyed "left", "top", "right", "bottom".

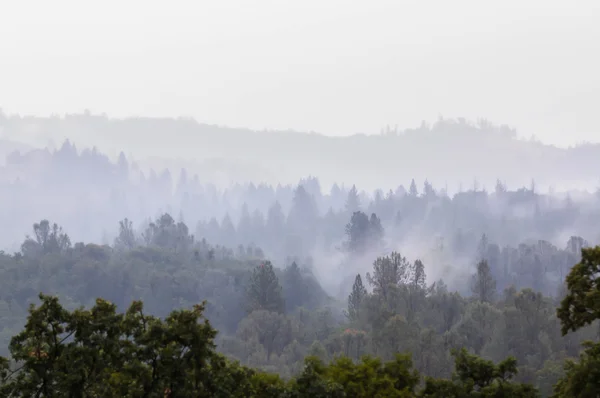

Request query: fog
[
  {"left": 1, "top": 3, "right": 600, "bottom": 392},
  {"left": 1, "top": 114, "right": 599, "bottom": 301},
  {"left": 1, "top": 0, "right": 600, "bottom": 147}
]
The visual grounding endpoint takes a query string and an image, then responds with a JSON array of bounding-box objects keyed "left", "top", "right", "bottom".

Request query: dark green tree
[
  {"left": 470, "top": 259, "right": 497, "bottom": 303},
  {"left": 345, "top": 211, "right": 370, "bottom": 254},
  {"left": 421, "top": 348, "right": 539, "bottom": 397},
  {"left": 367, "top": 252, "right": 410, "bottom": 301},
  {"left": 246, "top": 261, "right": 285, "bottom": 314},
  {"left": 282, "top": 261, "right": 307, "bottom": 311},
  {"left": 0, "top": 294, "right": 258, "bottom": 397},
  {"left": 345, "top": 211, "right": 384, "bottom": 255},
  {"left": 553, "top": 246, "right": 600, "bottom": 397},
  {"left": 345, "top": 274, "right": 368, "bottom": 323}
]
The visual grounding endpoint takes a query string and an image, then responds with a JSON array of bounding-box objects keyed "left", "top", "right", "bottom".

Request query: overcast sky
[{"left": 1, "top": 0, "right": 599, "bottom": 147}]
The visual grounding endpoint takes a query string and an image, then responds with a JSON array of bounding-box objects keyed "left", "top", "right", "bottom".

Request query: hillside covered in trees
[
  {"left": 2, "top": 112, "right": 600, "bottom": 192},
  {"left": 1, "top": 118, "right": 600, "bottom": 396},
  {"left": 0, "top": 211, "right": 598, "bottom": 396}
]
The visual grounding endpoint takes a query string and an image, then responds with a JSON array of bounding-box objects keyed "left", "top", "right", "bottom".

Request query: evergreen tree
[
  {"left": 345, "top": 185, "right": 360, "bottom": 213},
  {"left": 470, "top": 259, "right": 497, "bottom": 303},
  {"left": 344, "top": 211, "right": 370, "bottom": 254},
  {"left": 410, "top": 259, "right": 427, "bottom": 290},
  {"left": 423, "top": 179, "right": 435, "bottom": 198},
  {"left": 368, "top": 213, "right": 385, "bottom": 248},
  {"left": 345, "top": 211, "right": 385, "bottom": 255},
  {"left": 246, "top": 261, "right": 285, "bottom": 314},
  {"left": 283, "top": 261, "right": 307, "bottom": 311},
  {"left": 477, "top": 233, "right": 489, "bottom": 260},
  {"left": 409, "top": 179, "right": 418, "bottom": 197},
  {"left": 345, "top": 274, "right": 367, "bottom": 323}
]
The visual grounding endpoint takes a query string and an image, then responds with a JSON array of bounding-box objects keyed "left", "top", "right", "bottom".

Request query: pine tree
[
  {"left": 246, "top": 261, "right": 285, "bottom": 314},
  {"left": 477, "top": 233, "right": 489, "bottom": 260},
  {"left": 423, "top": 179, "right": 435, "bottom": 198},
  {"left": 344, "top": 211, "right": 370, "bottom": 254},
  {"left": 345, "top": 185, "right": 360, "bottom": 213},
  {"left": 368, "top": 213, "right": 384, "bottom": 248},
  {"left": 409, "top": 179, "right": 418, "bottom": 197},
  {"left": 345, "top": 274, "right": 367, "bottom": 323},
  {"left": 470, "top": 260, "right": 496, "bottom": 303},
  {"left": 410, "top": 259, "right": 426, "bottom": 290},
  {"left": 283, "top": 261, "right": 307, "bottom": 311}
]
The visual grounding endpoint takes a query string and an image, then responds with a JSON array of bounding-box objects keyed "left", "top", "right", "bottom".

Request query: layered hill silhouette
[{"left": 1, "top": 111, "right": 599, "bottom": 191}]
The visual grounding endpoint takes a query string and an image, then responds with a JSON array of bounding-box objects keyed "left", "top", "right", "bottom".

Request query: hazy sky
[{"left": 1, "top": 0, "right": 599, "bottom": 147}]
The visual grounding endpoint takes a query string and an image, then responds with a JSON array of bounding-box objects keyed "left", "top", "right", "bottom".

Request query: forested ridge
[
  {"left": 0, "top": 212, "right": 598, "bottom": 396},
  {"left": 1, "top": 131, "right": 600, "bottom": 396},
  {"left": 2, "top": 113, "right": 600, "bottom": 192}
]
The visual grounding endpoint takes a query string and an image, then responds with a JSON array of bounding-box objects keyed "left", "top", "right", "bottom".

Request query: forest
[
  {"left": 0, "top": 130, "right": 599, "bottom": 396},
  {"left": 0, "top": 210, "right": 598, "bottom": 396}
]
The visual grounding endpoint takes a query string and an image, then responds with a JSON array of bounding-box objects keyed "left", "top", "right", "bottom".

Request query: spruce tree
[
  {"left": 246, "top": 261, "right": 285, "bottom": 314},
  {"left": 346, "top": 274, "right": 367, "bottom": 323},
  {"left": 345, "top": 185, "right": 360, "bottom": 213},
  {"left": 470, "top": 259, "right": 496, "bottom": 303}
]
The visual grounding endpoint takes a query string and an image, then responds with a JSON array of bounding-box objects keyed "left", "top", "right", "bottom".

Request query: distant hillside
[{"left": 1, "top": 112, "right": 599, "bottom": 191}]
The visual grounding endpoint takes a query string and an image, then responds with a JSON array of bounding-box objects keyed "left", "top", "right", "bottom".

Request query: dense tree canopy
[
  {"left": 0, "top": 215, "right": 597, "bottom": 396},
  {"left": 1, "top": 135, "right": 600, "bottom": 396}
]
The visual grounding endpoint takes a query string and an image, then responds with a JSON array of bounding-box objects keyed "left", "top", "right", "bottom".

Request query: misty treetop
[
  {"left": 1, "top": 116, "right": 600, "bottom": 395},
  {"left": 2, "top": 119, "right": 600, "bottom": 255},
  {"left": 0, "top": 214, "right": 599, "bottom": 395},
  {"left": 2, "top": 113, "right": 600, "bottom": 191},
  {"left": 1, "top": 237, "right": 599, "bottom": 396},
  {"left": 1, "top": 140, "right": 598, "bottom": 300}
]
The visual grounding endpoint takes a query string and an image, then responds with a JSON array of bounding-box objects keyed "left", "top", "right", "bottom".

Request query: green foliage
[
  {"left": 367, "top": 252, "right": 410, "bottom": 300},
  {"left": 282, "top": 261, "right": 326, "bottom": 312},
  {"left": 21, "top": 220, "right": 71, "bottom": 257},
  {"left": 246, "top": 261, "right": 285, "bottom": 314},
  {"left": 345, "top": 274, "right": 367, "bottom": 323},
  {"left": 553, "top": 246, "right": 600, "bottom": 396},
  {"left": 0, "top": 295, "right": 545, "bottom": 397},
  {"left": 552, "top": 341, "right": 600, "bottom": 397},
  {"left": 557, "top": 246, "right": 600, "bottom": 335},
  {"left": 344, "top": 211, "right": 385, "bottom": 254},
  {"left": 470, "top": 260, "right": 497, "bottom": 303},
  {"left": 421, "top": 348, "right": 540, "bottom": 397},
  {"left": 2, "top": 217, "right": 599, "bottom": 396},
  {"left": 0, "top": 294, "right": 251, "bottom": 397}
]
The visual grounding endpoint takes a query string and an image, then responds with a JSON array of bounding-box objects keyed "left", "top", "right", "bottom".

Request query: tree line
[
  {"left": 0, "top": 247, "right": 598, "bottom": 396},
  {"left": 0, "top": 214, "right": 598, "bottom": 396}
]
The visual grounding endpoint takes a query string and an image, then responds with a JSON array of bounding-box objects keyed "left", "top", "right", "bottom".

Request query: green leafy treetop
[
  {"left": 557, "top": 246, "right": 600, "bottom": 335},
  {"left": 553, "top": 246, "right": 600, "bottom": 397},
  {"left": 0, "top": 294, "right": 283, "bottom": 397},
  {"left": 0, "top": 295, "right": 541, "bottom": 397},
  {"left": 420, "top": 348, "right": 539, "bottom": 397},
  {"left": 292, "top": 354, "right": 420, "bottom": 398}
]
